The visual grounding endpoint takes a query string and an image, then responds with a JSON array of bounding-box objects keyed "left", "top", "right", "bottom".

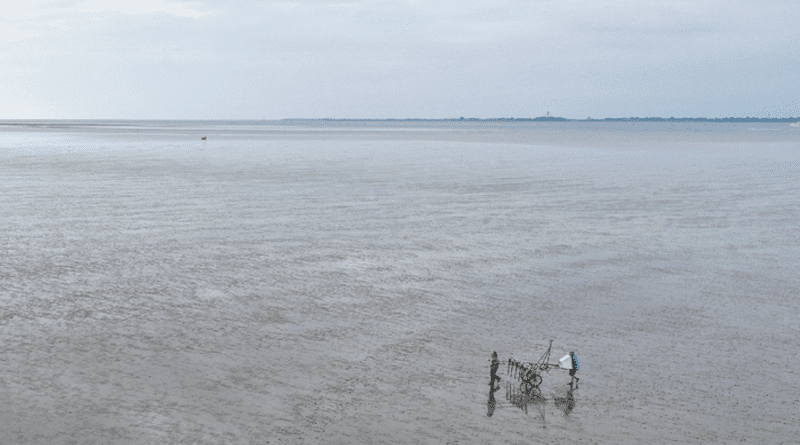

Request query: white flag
[{"left": 559, "top": 354, "right": 573, "bottom": 370}]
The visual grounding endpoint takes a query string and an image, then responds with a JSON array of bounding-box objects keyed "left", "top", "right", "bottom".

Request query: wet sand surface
[{"left": 1, "top": 122, "right": 798, "bottom": 443}]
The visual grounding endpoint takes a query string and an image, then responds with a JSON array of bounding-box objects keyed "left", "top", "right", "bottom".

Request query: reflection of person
[
  {"left": 555, "top": 387, "right": 576, "bottom": 415},
  {"left": 569, "top": 351, "right": 580, "bottom": 387},
  {"left": 490, "top": 351, "right": 502, "bottom": 387},
  {"left": 487, "top": 383, "right": 497, "bottom": 417}
]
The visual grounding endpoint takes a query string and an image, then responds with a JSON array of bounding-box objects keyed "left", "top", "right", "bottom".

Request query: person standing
[
  {"left": 490, "top": 351, "right": 502, "bottom": 387},
  {"left": 569, "top": 351, "right": 580, "bottom": 387}
]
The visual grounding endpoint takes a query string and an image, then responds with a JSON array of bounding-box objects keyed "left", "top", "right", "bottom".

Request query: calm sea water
[{"left": 1, "top": 121, "right": 798, "bottom": 444}]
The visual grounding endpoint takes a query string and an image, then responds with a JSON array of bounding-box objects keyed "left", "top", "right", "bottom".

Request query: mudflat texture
[{"left": 1, "top": 121, "right": 798, "bottom": 444}]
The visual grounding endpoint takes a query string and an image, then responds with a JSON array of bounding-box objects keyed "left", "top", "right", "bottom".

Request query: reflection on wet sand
[
  {"left": 487, "top": 384, "right": 498, "bottom": 417},
  {"left": 554, "top": 387, "right": 576, "bottom": 415},
  {"left": 504, "top": 381, "right": 548, "bottom": 420},
  {"left": 487, "top": 381, "right": 577, "bottom": 420}
]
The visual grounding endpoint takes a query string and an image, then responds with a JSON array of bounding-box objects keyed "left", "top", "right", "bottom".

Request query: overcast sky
[{"left": 1, "top": 0, "right": 798, "bottom": 119}]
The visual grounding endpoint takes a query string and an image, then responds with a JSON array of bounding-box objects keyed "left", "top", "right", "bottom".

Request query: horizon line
[{"left": 1, "top": 116, "right": 800, "bottom": 123}]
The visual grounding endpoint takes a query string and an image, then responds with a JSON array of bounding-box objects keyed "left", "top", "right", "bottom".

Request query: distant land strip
[
  {"left": 2, "top": 117, "right": 800, "bottom": 125},
  {"left": 297, "top": 116, "right": 800, "bottom": 123}
]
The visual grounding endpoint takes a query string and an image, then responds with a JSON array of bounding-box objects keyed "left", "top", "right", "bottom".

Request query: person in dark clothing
[
  {"left": 569, "top": 351, "right": 580, "bottom": 387},
  {"left": 490, "top": 351, "right": 502, "bottom": 388}
]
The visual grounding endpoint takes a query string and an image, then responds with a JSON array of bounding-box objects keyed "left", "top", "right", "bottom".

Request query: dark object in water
[{"left": 201, "top": 136, "right": 207, "bottom": 140}]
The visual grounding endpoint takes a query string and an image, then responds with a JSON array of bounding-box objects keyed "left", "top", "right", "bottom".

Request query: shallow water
[{"left": 1, "top": 121, "right": 798, "bottom": 443}]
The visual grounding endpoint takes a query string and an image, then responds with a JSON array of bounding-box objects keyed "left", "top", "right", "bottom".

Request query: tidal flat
[{"left": 1, "top": 121, "right": 798, "bottom": 443}]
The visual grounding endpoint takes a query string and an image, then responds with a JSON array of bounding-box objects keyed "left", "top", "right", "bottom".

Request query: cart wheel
[
  {"left": 520, "top": 370, "right": 532, "bottom": 383},
  {"left": 520, "top": 381, "right": 535, "bottom": 395},
  {"left": 521, "top": 370, "right": 542, "bottom": 388}
]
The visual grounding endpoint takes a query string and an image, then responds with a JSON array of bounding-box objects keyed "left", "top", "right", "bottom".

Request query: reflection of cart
[
  {"left": 498, "top": 340, "right": 563, "bottom": 420},
  {"left": 506, "top": 340, "right": 560, "bottom": 395}
]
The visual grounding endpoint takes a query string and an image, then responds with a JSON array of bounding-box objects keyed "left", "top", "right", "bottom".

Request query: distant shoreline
[
  {"left": 1, "top": 117, "right": 799, "bottom": 125},
  {"left": 292, "top": 117, "right": 800, "bottom": 123}
]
